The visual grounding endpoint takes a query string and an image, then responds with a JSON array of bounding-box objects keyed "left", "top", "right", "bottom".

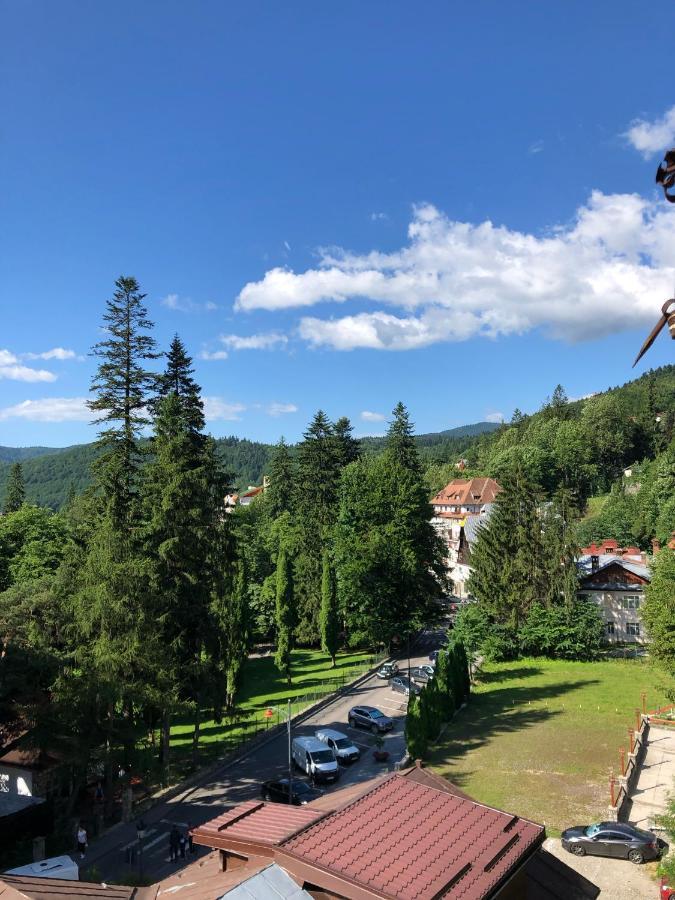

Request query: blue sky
[{"left": 2, "top": 1, "right": 675, "bottom": 447}]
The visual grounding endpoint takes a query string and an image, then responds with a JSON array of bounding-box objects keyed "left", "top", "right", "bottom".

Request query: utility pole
[{"left": 287, "top": 699, "right": 293, "bottom": 804}]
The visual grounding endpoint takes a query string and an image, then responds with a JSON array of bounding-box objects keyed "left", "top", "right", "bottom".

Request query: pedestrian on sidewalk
[
  {"left": 169, "top": 825, "right": 180, "bottom": 863},
  {"left": 187, "top": 826, "right": 194, "bottom": 856},
  {"left": 76, "top": 824, "right": 88, "bottom": 859},
  {"left": 178, "top": 831, "right": 187, "bottom": 859}
]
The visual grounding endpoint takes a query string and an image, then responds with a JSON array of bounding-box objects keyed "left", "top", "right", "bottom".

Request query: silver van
[
  {"left": 315, "top": 728, "right": 360, "bottom": 764},
  {"left": 291, "top": 736, "right": 339, "bottom": 783}
]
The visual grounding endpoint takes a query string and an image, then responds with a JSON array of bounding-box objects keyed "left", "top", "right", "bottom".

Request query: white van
[
  {"left": 315, "top": 728, "right": 360, "bottom": 764},
  {"left": 5, "top": 856, "right": 79, "bottom": 881},
  {"left": 291, "top": 736, "right": 339, "bottom": 783}
]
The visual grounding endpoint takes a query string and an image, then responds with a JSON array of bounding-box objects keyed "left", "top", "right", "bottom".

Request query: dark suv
[
  {"left": 391, "top": 675, "right": 421, "bottom": 696},
  {"left": 348, "top": 705, "right": 394, "bottom": 734}
]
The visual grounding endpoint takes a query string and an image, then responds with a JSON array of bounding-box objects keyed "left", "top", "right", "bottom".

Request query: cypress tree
[
  {"left": 225, "top": 557, "right": 250, "bottom": 709},
  {"left": 405, "top": 692, "right": 427, "bottom": 760},
  {"left": 320, "top": 550, "right": 339, "bottom": 667},
  {"left": 434, "top": 648, "right": 455, "bottom": 719},
  {"left": 274, "top": 547, "right": 295, "bottom": 684},
  {"left": 3, "top": 463, "right": 25, "bottom": 513}
]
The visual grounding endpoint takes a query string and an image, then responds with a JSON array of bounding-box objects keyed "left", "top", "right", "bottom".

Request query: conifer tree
[
  {"left": 141, "top": 337, "right": 231, "bottom": 772},
  {"left": 225, "top": 557, "right": 250, "bottom": 709},
  {"left": 320, "top": 550, "right": 339, "bottom": 667},
  {"left": 274, "top": 547, "right": 295, "bottom": 684},
  {"left": 467, "top": 463, "right": 546, "bottom": 631},
  {"left": 643, "top": 549, "right": 675, "bottom": 679},
  {"left": 385, "top": 402, "right": 421, "bottom": 474},
  {"left": 74, "top": 276, "right": 159, "bottom": 798},
  {"left": 404, "top": 692, "right": 427, "bottom": 759},
  {"left": 266, "top": 438, "right": 296, "bottom": 519},
  {"left": 3, "top": 463, "right": 25, "bottom": 513},
  {"left": 88, "top": 275, "right": 159, "bottom": 520},
  {"left": 333, "top": 417, "right": 360, "bottom": 468}
]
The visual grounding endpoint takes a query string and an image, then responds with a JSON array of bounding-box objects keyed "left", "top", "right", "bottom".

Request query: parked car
[
  {"left": 348, "top": 705, "right": 394, "bottom": 734},
  {"left": 376, "top": 662, "right": 399, "bottom": 679},
  {"left": 291, "top": 736, "right": 340, "bottom": 783},
  {"left": 561, "top": 822, "right": 662, "bottom": 864},
  {"left": 409, "top": 665, "right": 434, "bottom": 683},
  {"left": 315, "top": 728, "right": 360, "bottom": 764},
  {"left": 391, "top": 675, "right": 421, "bottom": 696},
  {"left": 261, "top": 778, "right": 322, "bottom": 805}
]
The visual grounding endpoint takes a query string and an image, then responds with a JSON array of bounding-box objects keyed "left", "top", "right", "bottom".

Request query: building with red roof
[{"left": 189, "top": 765, "right": 598, "bottom": 899}]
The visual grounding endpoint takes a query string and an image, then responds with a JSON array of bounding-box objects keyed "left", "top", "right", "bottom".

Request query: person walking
[
  {"left": 178, "top": 830, "right": 187, "bottom": 860},
  {"left": 76, "top": 824, "right": 88, "bottom": 859},
  {"left": 169, "top": 825, "right": 180, "bottom": 863}
]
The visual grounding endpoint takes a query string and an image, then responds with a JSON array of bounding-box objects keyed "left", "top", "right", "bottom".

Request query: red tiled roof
[
  {"left": 432, "top": 478, "right": 502, "bottom": 507},
  {"left": 280, "top": 773, "right": 543, "bottom": 899},
  {"left": 147, "top": 851, "right": 267, "bottom": 899},
  {"left": 0, "top": 875, "right": 142, "bottom": 899},
  {"left": 192, "top": 800, "right": 323, "bottom": 851}
]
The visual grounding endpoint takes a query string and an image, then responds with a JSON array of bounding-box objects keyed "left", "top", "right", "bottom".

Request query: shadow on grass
[
  {"left": 428, "top": 678, "right": 601, "bottom": 771},
  {"left": 478, "top": 665, "right": 544, "bottom": 684}
]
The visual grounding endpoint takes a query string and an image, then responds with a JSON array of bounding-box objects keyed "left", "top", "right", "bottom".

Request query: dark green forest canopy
[{"left": 2, "top": 364, "right": 674, "bottom": 511}]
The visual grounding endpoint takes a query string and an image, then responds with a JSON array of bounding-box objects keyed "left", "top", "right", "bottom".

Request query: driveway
[
  {"left": 84, "top": 628, "right": 445, "bottom": 883},
  {"left": 544, "top": 837, "right": 658, "bottom": 899}
]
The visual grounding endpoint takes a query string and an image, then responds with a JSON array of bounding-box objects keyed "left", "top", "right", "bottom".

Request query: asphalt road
[{"left": 89, "top": 627, "right": 446, "bottom": 884}]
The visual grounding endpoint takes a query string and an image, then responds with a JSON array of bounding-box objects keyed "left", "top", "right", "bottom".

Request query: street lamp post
[{"left": 287, "top": 699, "right": 293, "bottom": 804}]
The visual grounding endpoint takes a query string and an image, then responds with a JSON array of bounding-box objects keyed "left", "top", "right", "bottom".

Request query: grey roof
[
  {"left": 219, "top": 864, "right": 311, "bottom": 899},
  {"left": 463, "top": 504, "right": 494, "bottom": 546},
  {"left": 577, "top": 554, "right": 650, "bottom": 582},
  {"left": 0, "top": 792, "right": 45, "bottom": 817}
]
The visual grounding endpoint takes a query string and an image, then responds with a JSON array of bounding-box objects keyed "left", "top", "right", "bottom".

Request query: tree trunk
[
  {"left": 191, "top": 706, "right": 201, "bottom": 770},
  {"left": 161, "top": 708, "right": 171, "bottom": 780}
]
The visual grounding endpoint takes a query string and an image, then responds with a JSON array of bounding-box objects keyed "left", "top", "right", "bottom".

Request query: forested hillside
[{"left": 0, "top": 422, "right": 498, "bottom": 509}]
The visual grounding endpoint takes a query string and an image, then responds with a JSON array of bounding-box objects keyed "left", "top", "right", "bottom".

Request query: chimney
[
  {"left": 591, "top": 555, "right": 600, "bottom": 573},
  {"left": 652, "top": 538, "right": 661, "bottom": 555}
]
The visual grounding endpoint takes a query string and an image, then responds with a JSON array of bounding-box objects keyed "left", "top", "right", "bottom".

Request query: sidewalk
[{"left": 627, "top": 725, "right": 675, "bottom": 830}]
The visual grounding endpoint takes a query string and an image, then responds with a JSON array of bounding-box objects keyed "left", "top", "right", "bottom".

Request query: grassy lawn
[
  {"left": 582, "top": 493, "right": 609, "bottom": 521},
  {"left": 164, "top": 647, "right": 382, "bottom": 777},
  {"left": 427, "top": 657, "right": 674, "bottom": 834}
]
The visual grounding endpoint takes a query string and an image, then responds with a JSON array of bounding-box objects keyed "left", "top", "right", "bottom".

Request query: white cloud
[
  {"left": 360, "top": 410, "right": 386, "bottom": 422},
  {"left": 485, "top": 411, "right": 504, "bottom": 423},
  {"left": 200, "top": 350, "right": 229, "bottom": 361},
  {"left": 370, "top": 212, "right": 388, "bottom": 221},
  {"left": 528, "top": 140, "right": 544, "bottom": 155},
  {"left": 0, "top": 350, "right": 57, "bottom": 382},
  {"left": 267, "top": 402, "right": 298, "bottom": 417},
  {"left": 237, "top": 194, "right": 675, "bottom": 349},
  {"left": 23, "top": 347, "right": 77, "bottom": 361},
  {"left": 202, "top": 397, "right": 246, "bottom": 421},
  {"left": 284, "top": 240, "right": 291, "bottom": 252},
  {"left": 0, "top": 397, "right": 89, "bottom": 422},
  {"left": 219, "top": 332, "right": 288, "bottom": 351},
  {"left": 161, "top": 293, "right": 217, "bottom": 313},
  {"left": 625, "top": 106, "right": 675, "bottom": 157}
]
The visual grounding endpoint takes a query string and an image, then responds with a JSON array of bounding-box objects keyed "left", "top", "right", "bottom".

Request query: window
[
  {"left": 0, "top": 774, "right": 8, "bottom": 794},
  {"left": 626, "top": 623, "right": 640, "bottom": 637},
  {"left": 622, "top": 595, "right": 641, "bottom": 610},
  {"left": 606, "top": 622, "right": 615, "bottom": 635}
]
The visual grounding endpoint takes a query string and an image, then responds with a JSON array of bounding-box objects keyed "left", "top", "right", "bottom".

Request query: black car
[
  {"left": 561, "top": 821, "right": 662, "bottom": 864},
  {"left": 348, "top": 705, "right": 394, "bottom": 734},
  {"left": 409, "top": 665, "right": 434, "bottom": 683},
  {"left": 261, "top": 778, "right": 322, "bottom": 805},
  {"left": 391, "top": 675, "right": 421, "bottom": 696}
]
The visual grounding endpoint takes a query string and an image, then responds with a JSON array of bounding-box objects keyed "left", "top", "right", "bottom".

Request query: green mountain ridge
[{"left": 0, "top": 421, "right": 501, "bottom": 510}]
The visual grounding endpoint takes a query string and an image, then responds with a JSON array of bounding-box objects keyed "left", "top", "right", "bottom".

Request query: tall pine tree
[{"left": 3, "top": 463, "right": 25, "bottom": 513}]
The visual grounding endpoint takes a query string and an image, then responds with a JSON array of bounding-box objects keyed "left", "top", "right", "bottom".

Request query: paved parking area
[
  {"left": 85, "top": 628, "right": 443, "bottom": 883},
  {"left": 544, "top": 838, "right": 658, "bottom": 898}
]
